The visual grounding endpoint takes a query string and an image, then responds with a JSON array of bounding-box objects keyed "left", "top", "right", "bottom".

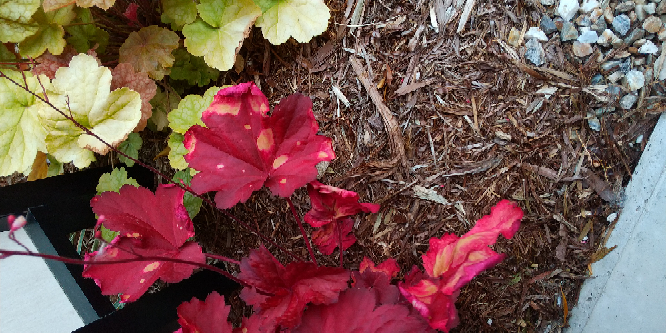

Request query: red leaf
[
  {"left": 124, "top": 3, "right": 139, "bottom": 26},
  {"left": 304, "top": 181, "right": 380, "bottom": 227},
  {"left": 311, "top": 218, "right": 356, "bottom": 255},
  {"left": 398, "top": 267, "right": 460, "bottom": 332},
  {"left": 83, "top": 184, "right": 205, "bottom": 303},
  {"left": 237, "top": 246, "right": 349, "bottom": 328},
  {"left": 359, "top": 256, "right": 400, "bottom": 278},
  {"left": 184, "top": 83, "right": 334, "bottom": 209},
  {"left": 293, "top": 287, "right": 433, "bottom": 333},
  {"left": 177, "top": 292, "right": 233, "bottom": 333}
]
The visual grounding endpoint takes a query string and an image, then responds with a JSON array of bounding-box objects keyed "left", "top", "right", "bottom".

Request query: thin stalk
[
  {"left": 204, "top": 253, "right": 240, "bottom": 265},
  {"left": 286, "top": 197, "right": 317, "bottom": 266},
  {"left": 0, "top": 70, "right": 304, "bottom": 263},
  {"left": 0, "top": 249, "right": 266, "bottom": 292}
]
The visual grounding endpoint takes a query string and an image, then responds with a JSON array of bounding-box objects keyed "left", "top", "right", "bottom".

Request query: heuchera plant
[{"left": 1, "top": 72, "right": 523, "bottom": 332}]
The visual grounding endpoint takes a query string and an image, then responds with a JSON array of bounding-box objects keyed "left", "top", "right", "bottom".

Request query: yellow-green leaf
[
  {"left": 167, "top": 85, "right": 220, "bottom": 134},
  {"left": 0, "top": 0, "right": 41, "bottom": 43},
  {"left": 256, "top": 0, "right": 330, "bottom": 44},
  {"left": 19, "top": 4, "right": 76, "bottom": 58},
  {"left": 0, "top": 69, "right": 50, "bottom": 176},
  {"left": 160, "top": 0, "right": 197, "bottom": 31},
  {"left": 37, "top": 54, "right": 142, "bottom": 168},
  {"left": 119, "top": 25, "right": 179, "bottom": 80},
  {"left": 182, "top": 0, "right": 261, "bottom": 71},
  {"left": 167, "top": 132, "right": 188, "bottom": 170}
]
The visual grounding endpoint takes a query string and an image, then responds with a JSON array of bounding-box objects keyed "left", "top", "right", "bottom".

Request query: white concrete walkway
[{"left": 567, "top": 113, "right": 666, "bottom": 332}]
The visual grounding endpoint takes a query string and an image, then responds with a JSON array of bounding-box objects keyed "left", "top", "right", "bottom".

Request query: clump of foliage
[{"left": 0, "top": 1, "right": 524, "bottom": 332}]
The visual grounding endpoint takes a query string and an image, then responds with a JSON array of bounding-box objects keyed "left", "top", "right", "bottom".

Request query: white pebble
[
  {"left": 578, "top": 30, "right": 599, "bottom": 43},
  {"left": 525, "top": 27, "right": 549, "bottom": 41},
  {"left": 639, "top": 40, "right": 659, "bottom": 53}
]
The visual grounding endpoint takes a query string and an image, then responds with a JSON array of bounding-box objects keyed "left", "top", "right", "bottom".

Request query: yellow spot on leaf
[
  {"left": 244, "top": 124, "right": 251, "bottom": 130},
  {"left": 139, "top": 279, "right": 145, "bottom": 283},
  {"left": 273, "top": 155, "right": 288, "bottom": 169},
  {"left": 318, "top": 151, "right": 329, "bottom": 159},
  {"left": 121, "top": 294, "right": 131, "bottom": 301},
  {"left": 209, "top": 101, "right": 240, "bottom": 115},
  {"left": 217, "top": 164, "right": 225, "bottom": 169},
  {"left": 126, "top": 232, "right": 140, "bottom": 238},
  {"left": 107, "top": 248, "right": 119, "bottom": 257},
  {"left": 280, "top": 178, "right": 287, "bottom": 184},
  {"left": 256, "top": 129, "right": 274, "bottom": 151},
  {"left": 296, "top": 141, "right": 301, "bottom": 146},
  {"left": 143, "top": 262, "right": 160, "bottom": 273}
]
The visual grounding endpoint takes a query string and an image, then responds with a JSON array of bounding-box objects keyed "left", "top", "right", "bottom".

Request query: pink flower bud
[{"left": 9, "top": 215, "right": 27, "bottom": 232}]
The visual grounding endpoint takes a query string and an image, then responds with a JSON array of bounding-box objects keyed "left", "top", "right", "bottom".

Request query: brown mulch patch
[{"left": 2, "top": 0, "right": 663, "bottom": 332}]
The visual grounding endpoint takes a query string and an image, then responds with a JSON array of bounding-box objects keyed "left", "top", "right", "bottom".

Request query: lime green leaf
[
  {"left": 182, "top": 0, "right": 261, "bottom": 71},
  {"left": 18, "top": 4, "right": 76, "bottom": 58},
  {"left": 253, "top": 0, "right": 278, "bottom": 12},
  {"left": 117, "top": 132, "right": 142, "bottom": 167},
  {"left": 169, "top": 48, "right": 219, "bottom": 87},
  {"left": 119, "top": 25, "right": 179, "bottom": 80},
  {"left": 0, "top": 0, "right": 40, "bottom": 43},
  {"left": 37, "top": 54, "right": 142, "bottom": 168},
  {"left": 173, "top": 168, "right": 202, "bottom": 219},
  {"left": 75, "top": 0, "right": 116, "bottom": 10},
  {"left": 256, "top": 0, "right": 330, "bottom": 44},
  {"left": 167, "top": 86, "right": 221, "bottom": 134},
  {"left": 149, "top": 86, "right": 181, "bottom": 131},
  {"left": 46, "top": 153, "right": 63, "bottom": 176},
  {"left": 65, "top": 7, "right": 109, "bottom": 54},
  {"left": 0, "top": 69, "right": 50, "bottom": 176},
  {"left": 161, "top": 0, "right": 197, "bottom": 31},
  {"left": 99, "top": 225, "right": 119, "bottom": 243},
  {"left": 96, "top": 167, "right": 139, "bottom": 194},
  {"left": 168, "top": 132, "right": 188, "bottom": 170}
]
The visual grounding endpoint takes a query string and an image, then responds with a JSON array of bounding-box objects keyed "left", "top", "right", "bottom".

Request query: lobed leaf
[
  {"left": 84, "top": 184, "right": 205, "bottom": 303},
  {"left": 18, "top": 4, "right": 75, "bottom": 58},
  {"left": 119, "top": 25, "right": 179, "bottom": 80},
  {"left": 149, "top": 86, "right": 180, "bottom": 131},
  {"left": 168, "top": 132, "right": 189, "bottom": 170},
  {"left": 75, "top": 0, "right": 116, "bottom": 10},
  {"left": 96, "top": 167, "right": 139, "bottom": 194},
  {"left": 160, "top": 0, "right": 197, "bottom": 31},
  {"left": 238, "top": 246, "right": 349, "bottom": 328},
  {"left": 169, "top": 48, "right": 220, "bottom": 87},
  {"left": 0, "top": 69, "right": 49, "bottom": 176},
  {"left": 65, "top": 7, "right": 109, "bottom": 54},
  {"left": 117, "top": 132, "right": 142, "bottom": 167},
  {"left": 37, "top": 53, "right": 142, "bottom": 168},
  {"left": 255, "top": 0, "right": 330, "bottom": 45},
  {"left": 167, "top": 85, "right": 221, "bottom": 134},
  {"left": 304, "top": 181, "right": 380, "bottom": 227},
  {"left": 184, "top": 83, "right": 335, "bottom": 209},
  {"left": 0, "top": 0, "right": 40, "bottom": 43},
  {"left": 182, "top": 0, "right": 261, "bottom": 71}
]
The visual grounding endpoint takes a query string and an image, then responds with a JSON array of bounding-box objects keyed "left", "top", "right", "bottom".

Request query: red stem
[
  {"left": 0, "top": 70, "right": 304, "bottom": 263},
  {"left": 204, "top": 253, "right": 240, "bottom": 265},
  {"left": 286, "top": 197, "right": 317, "bottom": 266}
]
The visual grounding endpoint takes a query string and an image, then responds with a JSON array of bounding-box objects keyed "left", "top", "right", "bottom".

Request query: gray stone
[
  {"left": 595, "top": 107, "right": 616, "bottom": 116},
  {"left": 639, "top": 40, "right": 659, "bottom": 53},
  {"left": 645, "top": 3, "right": 657, "bottom": 14},
  {"left": 605, "top": 6, "right": 615, "bottom": 23},
  {"left": 620, "top": 58, "right": 632, "bottom": 73},
  {"left": 591, "top": 16, "right": 608, "bottom": 33},
  {"left": 525, "top": 27, "right": 549, "bottom": 41},
  {"left": 541, "top": 14, "right": 558, "bottom": 34},
  {"left": 591, "top": 73, "right": 605, "bottom": 84},
  {"left": 607, "top": 85, "right": 623, "bottom": 98},
  {"left": 558, "top": 0, "right": 579, "bottom": 21},
  {"left": 624, "top": 28, "right": 646, "bottom": 45},
  {"left": 616, "top": 1, "right": 636, "bottom": 12},
  {"left": 659, "top": 27, "right": 666, "bottom": 40},
  {"left": 588, "top": 116, "right": 601, "bottom": 131},
  {"left": 576, "top": 15, "right": 593, "bottom": 26},
  {"left": 578, "top": 30, "right": 599, "bottom": 42},
  {"left": 613, "top": 15, "right": 632, "bottom": 35},
  {"left": 581, "top": 0, "right": 601, "bottom": 12},
  {"left": 643, "top": 15, "right": 663, "bottom": 32},
  {"left": 561, "top": 22, "right": 580, "bottom": 41},
  {"left": 602, "top": 60, "right": 622, "bottom": 71},
  {"left": 658, "top": 0, "right": 666, "bottom": 15},
  {"left": 608, "top": 71, "right": 625, "bottom": 82},
  {"left": 620, "top": 94, "right": 639, "bottom": 109},
  {"left": 541, "top": 0, "right": 555, "bottom": 5},
  {"left": 636, "top": 4, "right": 648, "bottom": 20},
  {"left": 525, "top": 38, "right": 546, "bottom": 66},
  {"left": 573, "top": 41, "right": 594, "bottom": 57},
  {"left": 625, "top": 70, "right": 645, "bottom": 90}
]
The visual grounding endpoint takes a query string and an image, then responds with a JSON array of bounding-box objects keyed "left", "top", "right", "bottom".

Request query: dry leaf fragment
[
  {"left": 413, "top": 185, "right": 450, "bottom": 205},
  {"left": 27, "top": 151, "right": 48, "bottom": 181}
]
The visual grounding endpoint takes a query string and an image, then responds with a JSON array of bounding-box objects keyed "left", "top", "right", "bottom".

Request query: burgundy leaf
[
  {"left": 293, "top": 287, "right": 433, "bottom": 333},
  {"left": 359, "top": 256, "right": 400, "bottom": 278},
  {"left": 311, "top": 218, "right": 356, "bottom": 255},
  {"left": 238, "top": 246, "right": 349, "bottom": 328},
  {"left": 177, "top": 292, "right": 233, "bottom": 333},
  {"left": 83, "top": 184, "right": 205, "bottom": 303},
  {"left": 304, "top": 181, "right": 380, "bottom": 227},
  {"left": 184, "top": 83, "right": 334, "bottom": 209}
]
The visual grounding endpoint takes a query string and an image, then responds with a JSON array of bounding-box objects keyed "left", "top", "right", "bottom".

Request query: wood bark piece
[{"left": 349, "top": 57, "right": 408, "bottom": 168}]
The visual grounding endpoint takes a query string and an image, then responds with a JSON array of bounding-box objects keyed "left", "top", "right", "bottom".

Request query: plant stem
[
  {"left": 0, "top": 70, "right": 305, "bottom": 263},
  {"left": 204, "top": 253, "right": 240, "bottom": 265},
  {"left": 286, "top": 197, "right": 317, "bottom": 266}
]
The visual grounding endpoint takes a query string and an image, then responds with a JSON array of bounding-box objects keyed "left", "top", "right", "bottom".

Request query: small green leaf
[
  {"left": 0, "top": 0, "right": 40, "bottom": 43},
  {"left": 160, "top": 0, "right": 197, "bottom": 31},
  {"left": 96, "top": 167, "right": 139, "bottom": 194},
  {"left": 167, "top": 85, "right": 221, "bottom": 134},
  {"left": 173, "top": 168, "right": 202, "bottom": 219},
  {"left": 169, "top": 48, "right": 219, "bottom": 87},
  {"left": 46, "top": 154, "right": 63, "bottom": 177},
  {"left": 18, "top": 4, "right": 76, "bottom": 58},
  {"left": 149, "top": 86, "right": 181, "bottom": 131},
  {"left": 255, "top": 0, "right": 330, "bottom": 44},
  {"left": 99, "top": 224, "right": 119, "bottom": 243},
  {"left": 65, "top": 7, "right": 109, "bottom": 54},
  {"left": 167, "top": 132, "right": 189, "bottom": 170},
  {"left": 117, "top": 132, "right": 142, "bottom": 167}
]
